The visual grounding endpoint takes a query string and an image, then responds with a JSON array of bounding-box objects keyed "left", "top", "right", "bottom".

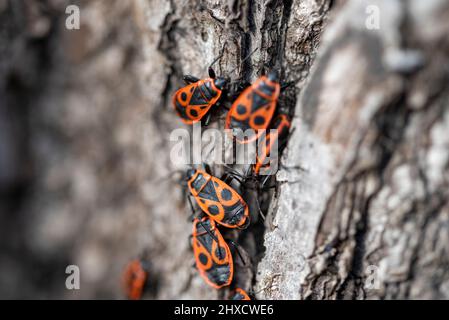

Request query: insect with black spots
[
  {"left": 226, "top": 70, "right": 281, "bottom": 143},
  {"left": 186, "top": 167, "right": 250, "bottom": 229},
  {"left": 173, "top": 48, "right": 258, "bottom": 125},
  {"left": 122, "top": 259, "right": 150, "bottom": 300},
  {"left": 225, "top": 70, "right": 295, "bottom": 144},
  {"left": 173, "top": 64, "right": 227, "bottom": 125},
  {"left": 191, "top": 216, "right": 234, "bottom": 288}
]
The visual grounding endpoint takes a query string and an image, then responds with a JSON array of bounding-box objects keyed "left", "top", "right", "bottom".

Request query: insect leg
[
  {"left": 181, "top": 185, "right": 188, "bottom": 216},
  {"left": 261, "top": 174, "right": 271, "bottom": 187},
  {"left": 254, "top": 192, "right": 266, "bottom": 221},
  {"left": 226, "top": 80, "right": 250, "bottom": 101},
  {"left": 188, "top": 234, "right": 194, "bottom": 250},
  {"left": 187, "top": 195, "right": 203, "bottom": 221},
  {"left": 203, "top": 112, "right": 212, "bottom": 127},
  {"left": 226, "top": 239, "right": 246, "bottom": 266},
  {"left": 207, "top": 44, "right": 227, "bottom": 77}
]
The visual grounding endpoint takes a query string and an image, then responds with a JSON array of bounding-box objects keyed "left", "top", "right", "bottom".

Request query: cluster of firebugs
[{"left": 121, "top": 49, "right": 293, "bottom": 300}]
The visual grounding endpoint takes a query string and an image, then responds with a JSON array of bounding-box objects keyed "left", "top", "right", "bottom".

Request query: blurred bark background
[{"left": 0, "top": 0, "right": 448, "bottom": 299}]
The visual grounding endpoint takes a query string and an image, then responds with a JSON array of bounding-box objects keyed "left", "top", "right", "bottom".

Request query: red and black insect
[
  {"left": 226, "top": 71, "right": 281, "bottom": 144},
  {"left": 186, "top": 168, "right": 250, "bottom": 229},
  {"left": 122, "top": 259, "right": 149, "bottom": 300},
  {"left": 173, "top": 48, "right": 258, "bottom": 125},
  {"left": 253, "top": 114, "right": 291, "bottom": 175},
  {"left": 229, "top": 287, "right": 251, "bottom": 300},
  {"left": 192, "top": 216, "right": 233, "bottom": 289},
  {"left": 173, "top": 66, "right": 227, "bottom": 125}
]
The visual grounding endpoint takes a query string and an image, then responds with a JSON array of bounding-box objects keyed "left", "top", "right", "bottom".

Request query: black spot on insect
[
  {"left": 208, "top": 205, "right": 219, "bottom": 215},
  {"left": 221, "top": 189, "right": 232, "bottom": 201},
  {"left": 265, "top": 136, "right": 271, "bottom": 147},
  {"left": 191, "top": 109, "right": 198, "bottom": 117},
  {"left": 215, "top": 277, "right": 227, "bottom": 286},
  {"left": 181, "top": 92, "right": 188, "bottom": 101},
  {"left": 254, "top": 116, "right": 265, "bottom": 125},
  {"left": 199, "top": 253, "right": 208, "bottom": 266},
  {"left": 237, "top": 104, "right": 247, "bottom": 115},
  {"left": 215, "top": 247, "right": 226, "bottom": 260}
]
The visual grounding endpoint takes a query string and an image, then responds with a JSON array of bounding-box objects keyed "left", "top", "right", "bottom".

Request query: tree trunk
[
  {"left": 257, "top": 0, "right": 449, "bottom": 300},
  {"left": 0, "top": 0, "right": 448, "bottom": 299}
]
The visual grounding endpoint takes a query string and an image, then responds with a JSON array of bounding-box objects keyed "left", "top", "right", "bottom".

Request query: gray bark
[
  {"left": 258, "top": 0, "right": 449, "bottom": 299},
  {"left": 0, "top": 0, "right": 448, "bottom": 300}
]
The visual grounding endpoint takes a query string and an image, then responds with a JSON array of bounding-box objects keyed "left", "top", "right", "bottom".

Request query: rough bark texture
[
  {"left": 0, "top": 0, "right": 448, "bottom": 300},
  {"left": 258, "top": 0, "right": 449, "bottom": 300}
]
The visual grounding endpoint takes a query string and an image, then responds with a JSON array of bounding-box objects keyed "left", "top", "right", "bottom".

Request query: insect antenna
[
  {"left": 208, "top": 43, "right": 227, "bottom": 70},
  {"left": 227, "top": 239, "right": 247, "bottom": 266},
  {"left": 187, "top": 195, "right": 202, "bottom": 221},
  {"left": 228, "top": 47, "right": 259, "bottom": 76}
]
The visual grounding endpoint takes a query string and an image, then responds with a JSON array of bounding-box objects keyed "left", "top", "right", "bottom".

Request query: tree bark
[
  {"left": 257, "top": 0, "right": 449, "bottom": 299},
  {"left": 0, "top": 0, "right": 448, "bottom": 300}
]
